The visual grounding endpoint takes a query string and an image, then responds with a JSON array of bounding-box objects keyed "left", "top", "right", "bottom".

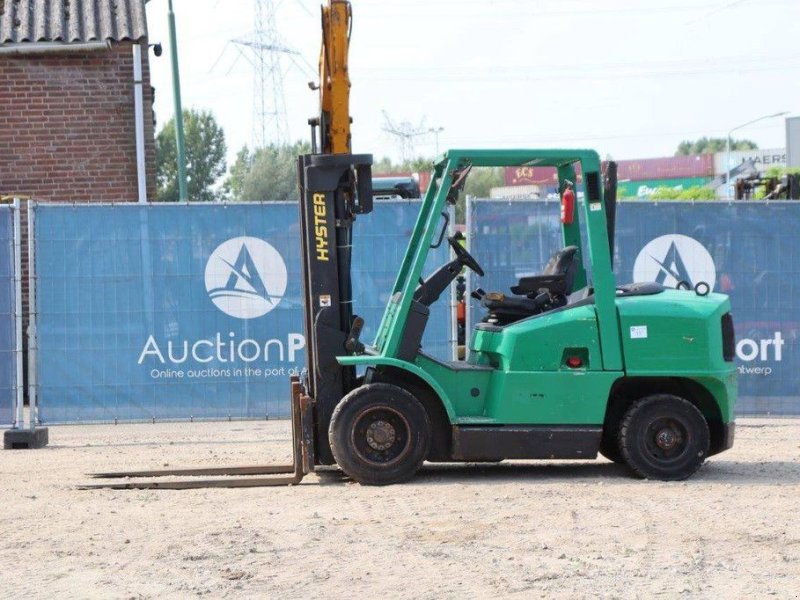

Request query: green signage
[{"left": 618, "top": 177, "right": 712, "bottom": 198}]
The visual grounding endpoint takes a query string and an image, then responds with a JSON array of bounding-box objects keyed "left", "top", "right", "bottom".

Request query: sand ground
[{"left": 1, "top": 418, "right": 798, "bottom": 599}]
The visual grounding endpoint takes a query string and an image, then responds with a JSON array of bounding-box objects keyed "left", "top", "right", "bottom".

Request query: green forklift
[
  {"left": 84, "top": 1, "right": 736, "bottom": 490},
  {"left": 84, "top": 148, "right": 737, "bottom": 490},
  {"left": 295, "top": 148, "right": 737, "bottom": 485}
]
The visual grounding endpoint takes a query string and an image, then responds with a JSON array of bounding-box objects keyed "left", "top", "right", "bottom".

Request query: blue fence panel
[
  {"left": 0, "top": 205, "right": 15, "bottom": 427},
  {"left": 614, "top": 202, "right": 800, "bottom": 415},
  {"left": 35, "top": 203, "right": 303, "bottom": 423},
  {"left": 467, "top": 199, "right": 562, "bottom": 305},
  {"left": 34, "top": 201, "right": 450, "bottom": 424},
  {"left": 468, "top": 199, "right": 800, "bottom": 415},
  {"left": 353, "top": 200, "right": 451, "bottom": 360}
]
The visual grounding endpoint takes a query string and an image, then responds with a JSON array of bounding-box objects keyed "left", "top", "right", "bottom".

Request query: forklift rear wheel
[
  {"left": 329, "top": 383, "right": 431, "bottom": 485},
  {"left": 619, "top": 394, "right": 710, "bottom": 481}
]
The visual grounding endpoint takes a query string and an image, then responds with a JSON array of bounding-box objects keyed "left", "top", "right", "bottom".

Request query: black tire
[
  {"left": 599, "top": 428, "right": 624, "bottom": 464},
  {"left": 619, "top": 394, "right": 710, "bottom": 481},
  {"left": 599, "top": 402, "right": 626, "bottom": 464},
  {"left": 329, "top": 383, "right": 430, "bottom": 485}
]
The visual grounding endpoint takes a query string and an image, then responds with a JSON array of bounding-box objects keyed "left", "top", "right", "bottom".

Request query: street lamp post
[
  {"left": 429, "top": 126, "right": 444, "bottom": 156},
  {"left": 726, "top": 111, "right": 788, "bottom": 199},
  {"left": 168, "top": 0, "right": 189, "bottom": 202}
]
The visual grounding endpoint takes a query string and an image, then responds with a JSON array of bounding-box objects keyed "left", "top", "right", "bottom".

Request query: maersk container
[{"left": 713, "top": 148, "right": 786, "bottom": 175}]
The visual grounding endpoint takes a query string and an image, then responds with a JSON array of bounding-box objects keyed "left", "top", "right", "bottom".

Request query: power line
[
  {"left": 686, "top": 0, "right": 752, "bottom": 25},
  {"left": 354, "top": 0, "right": 787, "bottom": 18},
  {"left": 441, "top": 121, "right": 787, "bottom": 147},
  {"left": 356, "top": 60, "right": 800, "bottom": 83},
  {"left": 357, "top": 52, "right": 800, "bottom": 75}
]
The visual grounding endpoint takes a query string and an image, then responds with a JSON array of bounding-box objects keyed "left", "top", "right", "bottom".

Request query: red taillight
[{"left": 566, "top": 356, "right": 583, "bottom": 368}]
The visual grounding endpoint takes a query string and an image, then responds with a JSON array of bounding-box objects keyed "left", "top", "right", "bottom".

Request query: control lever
[
  {"left": 471, "top": 288, "right": 486, "bottom": 301},
  {"left": 345, "top": 316, "right": 365, "bottom": 354}
]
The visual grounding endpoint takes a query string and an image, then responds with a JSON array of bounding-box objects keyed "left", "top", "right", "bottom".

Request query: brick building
[
  {"left": 0, "top": 0, "right": 156, "bottom": 203},
  {"left": 0, "top": 0, "right": 155, "bottom": 391}
]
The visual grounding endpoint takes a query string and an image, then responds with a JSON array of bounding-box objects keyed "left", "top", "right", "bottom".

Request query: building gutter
[
  {"left": 0, "top": 41, "right": 111, "bottom": 55},
  {"left": 132, "top": 42, "right": 147, "bottom": 203}
]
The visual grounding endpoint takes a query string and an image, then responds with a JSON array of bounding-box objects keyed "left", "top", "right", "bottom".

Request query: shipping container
[
  {"left": 417, "top": 170, "right": 432, "bottom": 194},
  {"left": 504, "top": 154, "right": 715, "bottom": 187},
  {"left": 504, "top": 165, "right": 582, "bottom": 187},
  {"left": 489, "top": 184, "right": 542, "bottom": 199},
  {"left": 616, "top": 154, "right": 714, "bottom": 181},
  {"left": 713, "top": 147, "right": 786, "bottom": 175}
]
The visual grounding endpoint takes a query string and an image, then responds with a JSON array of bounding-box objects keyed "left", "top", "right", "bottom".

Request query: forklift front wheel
[
  {"left": 329, "top": 383, "right": 431, "bottom": 485},
  {"left": 619, "top": 394, "right": 710, "bottom": 481}
]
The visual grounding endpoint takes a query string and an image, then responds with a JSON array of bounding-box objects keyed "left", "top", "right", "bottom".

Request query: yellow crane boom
[{"left": 318, "top": 0, "right": 353, "bottom": 154}]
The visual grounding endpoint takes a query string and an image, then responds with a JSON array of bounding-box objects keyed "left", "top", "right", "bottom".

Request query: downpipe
[{"left": 133, "top": 43, "right": 147, "bottom": 203}]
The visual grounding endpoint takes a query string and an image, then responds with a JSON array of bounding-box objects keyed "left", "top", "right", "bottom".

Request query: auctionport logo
[
  {"left": 633, "top": 234, "right": 716, "bottom": 291},
  {"left": 204, "top": 237, "right": 287, "bottom": 319}
]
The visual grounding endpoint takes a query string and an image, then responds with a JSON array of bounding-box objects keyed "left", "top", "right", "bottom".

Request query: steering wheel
[{"left": 448, "top": 235, "right": 485, "bottom": 276}]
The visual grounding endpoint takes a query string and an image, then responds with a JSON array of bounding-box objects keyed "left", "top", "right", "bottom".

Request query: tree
[
  {"left": 372, "top": 156, "right": 433, "bottom": 175},
  {"left": 675, "top": 137, "right": 757, "bottom": 156},
  {"left": 650, "top": 186, "right": 717, "bottom": 201},
  {"left": 462, "top": 167, "right": 504, "bottom": 198},
  {"left": 156, "top": 109, "right": 227, "bottom": 202},
  {"left": 765, "top": 166, "right": 800, "bottom": 178},
  {"left": 226, "top": 141, "right": 311, "bottom": 201}
]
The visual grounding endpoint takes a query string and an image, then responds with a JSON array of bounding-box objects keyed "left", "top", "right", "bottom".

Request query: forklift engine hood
[{"left": 617, "top": 287, "right": 733, "bottom": 373}]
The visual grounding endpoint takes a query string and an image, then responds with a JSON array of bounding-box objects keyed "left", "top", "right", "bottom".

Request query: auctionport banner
[
  {"left": 34, "top": 202, "right": 450, "bottom": 423},
  {"left": 468, "top": 199, "right": 800, "bottom": 415},
  {"left": 0, "top": 205, "right": 15, "bottom": 427}
]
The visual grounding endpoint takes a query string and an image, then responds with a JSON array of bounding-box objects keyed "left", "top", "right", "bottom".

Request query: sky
[{"left": 145, "top": 0, "right": 800, "bottom": 171}]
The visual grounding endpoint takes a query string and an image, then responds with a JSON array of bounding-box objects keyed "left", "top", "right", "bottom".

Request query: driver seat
[
  {"left": 480, "top": 246, "right": 580, "bottom": 326},
  {"left": 510, "top": 246, "right": 580, "bottom": 299}
]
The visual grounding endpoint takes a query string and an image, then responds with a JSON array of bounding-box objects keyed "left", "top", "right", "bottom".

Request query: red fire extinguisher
[{"left": 561, "top": 185, "right": 575, "bottom": 224}]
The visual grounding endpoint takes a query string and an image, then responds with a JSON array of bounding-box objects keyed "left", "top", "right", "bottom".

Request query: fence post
[
  {"left": 13, "top": 199, "right": 23, "bottom": 430},
  {"left": 4, "top": 200, "right": 48, "bottom": 448},
  {"left": 27, "top": 201, "right": 37, "bottom": 430},
  {"left": 25, "top": 201, "right": 46, "bottom": 446}
]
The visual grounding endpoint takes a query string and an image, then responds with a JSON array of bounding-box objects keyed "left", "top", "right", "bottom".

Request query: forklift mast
[{"left": 298, "top": 1, "right": 372, "bottom": 464}]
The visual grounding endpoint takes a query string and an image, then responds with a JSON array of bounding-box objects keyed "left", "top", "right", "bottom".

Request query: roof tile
[{"left": 0, "top": 0, "right": 147, "bottom": 46}]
